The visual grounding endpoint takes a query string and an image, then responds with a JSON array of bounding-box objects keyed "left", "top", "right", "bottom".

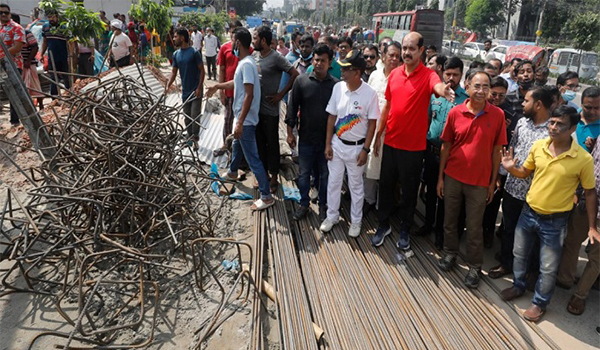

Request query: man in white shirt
[
  {"left": 204, "top": 27, "right": 219, "bottom": 80},
  {"left": 320, "top": 50, "right": 380, "bottom": 238},
  {"left": 191, "top": 24, "right": 203, "bottom": 52},
  {"left": 108, "top": 19, "right": 132, "bottom": 68}
]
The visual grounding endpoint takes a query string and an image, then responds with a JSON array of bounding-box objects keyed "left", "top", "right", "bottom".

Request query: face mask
[
  {"left": 518, "top": 80, "right": 533, "bottom": 91},
  {"left": 302, "top": 52, "right": 313, "bottom": 60},
  {"left": 233, "top": 48, "right": 239, "bottom": 57},
  {"left": 562, "top": 89, "right": 576, "bottom": 102}
]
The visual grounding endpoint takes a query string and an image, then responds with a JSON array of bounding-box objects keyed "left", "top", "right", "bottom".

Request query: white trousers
[{"left": 327, "top": 137, "right": 365, "bottom": 224}]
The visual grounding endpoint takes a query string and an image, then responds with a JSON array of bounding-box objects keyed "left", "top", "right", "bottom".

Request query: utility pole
[
  {"left": 534, "top": 0, "right": 546, "bottom": 46},
  {"left": 505, "top": 0, "right": 512, "bottom": 39},
  {"left": 450, "top": 0, "right": 458, "bottom": 55}
]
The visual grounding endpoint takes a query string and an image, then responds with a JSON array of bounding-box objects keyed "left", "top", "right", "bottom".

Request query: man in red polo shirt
[
  {"left": 436, "top": 71, "right": 507, "bottom": 288},
  {"left": 370, "top": 32, "right": 455, "bottom": 249},
  {"left": 214, "top": 20, "right": 246, "bottom": 157}
]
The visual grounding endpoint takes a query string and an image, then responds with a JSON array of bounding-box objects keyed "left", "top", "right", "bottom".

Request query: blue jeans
[
  {"left": 512, "top": 204, "right": 569, "bottom": 308},
  {"left": 298, "top": 141, "right": 328, "bottom": 207},
  {"left": 229, "top": 125, "right": 272, "bottom": 201}
]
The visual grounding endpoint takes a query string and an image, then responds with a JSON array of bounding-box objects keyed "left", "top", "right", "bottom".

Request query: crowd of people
[
  {"left": 199, "top": 21, "right": 599, "bottom": 324},
  {"left": 1, "top": 4, "right": 598, "bottom": 324}
]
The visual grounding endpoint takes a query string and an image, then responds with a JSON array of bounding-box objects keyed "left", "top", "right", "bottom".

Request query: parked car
[
  {"left": 441, "top": 40, "right": 460, "bottom": 56},
  {"left": 485, "top": 45, "right": 508, "bottom": 63},
  {"left": 461, "top": 42, "right": 486, "bottom": 59},
  {"left": 548, "top": 48, "right": 599, "bottom": 80}
]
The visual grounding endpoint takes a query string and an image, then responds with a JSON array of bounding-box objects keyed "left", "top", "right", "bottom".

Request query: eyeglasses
[
  {"left": 0, "top": 11, "right": 9, "bottom": 15},
  {"left": 471, "top": 84, "right": 490, "bottom": 92},
  {"left": 490, "top": 92, "right": 506, "bottom": 98},
  {"left": 565, "top": 84, "right": 581, "bottom": 91},
  {"left": 364, "top": 55, "right": 377, "bottom": 60}
]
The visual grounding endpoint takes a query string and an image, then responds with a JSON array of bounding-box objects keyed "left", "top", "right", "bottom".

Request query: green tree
[
  {"left": 429, "top": 0, "right": 440, "bottom": 9},
  {"left": 39, "top": 0, "right": 104, "bottom": 47},
  {"left": 337, "top": 0, "right": 342, "bottom": 17},
  {"left": 565, "top": 12, "right": 600, "bottom": 52},
  {"left": 388, "top": 0, "right": 397, "bottom": 12},
  {"left": 129, "top": 0, "right": 173, "bottom": 39},
  {"left": 465, "top": 0, "right": 505, "bottom": 37},
  {"left": 179, "top": 12, "right": 230, "bottom": 40}
]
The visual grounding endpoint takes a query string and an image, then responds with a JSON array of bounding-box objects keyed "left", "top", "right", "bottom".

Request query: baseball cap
[
  {"left": 110, "top": 19, "right": 122, "bottom": 29},
  {"left": 338, "top": 50, "right": 366, "bottom": 70}
]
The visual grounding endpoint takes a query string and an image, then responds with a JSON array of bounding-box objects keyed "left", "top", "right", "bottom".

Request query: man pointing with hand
[{"left": 371, "top": 32, "right": 455, "bottom": 249}]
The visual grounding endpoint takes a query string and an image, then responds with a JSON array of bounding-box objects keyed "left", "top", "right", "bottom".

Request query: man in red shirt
[
  {"left": 370, "top": 32, "right": 454, "bottom": 249},
  {"left": 0, "top": 4, "right": 25, "bottom": 126},
  {"left": 436, "top": 71, "right": 507, "bottom": 288},
  {"left": 214, "top": 20, "right": 245, "bottom": 157}
]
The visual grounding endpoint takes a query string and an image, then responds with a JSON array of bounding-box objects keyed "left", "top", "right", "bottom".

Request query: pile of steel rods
[
  {"left": 0, "top": 74, "right": 232, "bottom": 349},
  {"left": 277, "top": 165, "right": 560, "bottom": 350},
  {"left": 250, "top": 188, "right": 320, "bottom": 350}
]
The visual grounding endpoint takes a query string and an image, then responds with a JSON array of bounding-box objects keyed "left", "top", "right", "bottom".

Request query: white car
[
  {"left": 461, "top": 42, "right": 486, "bottom": 59},
  {"left": 485, "top": 45, "right": 508, "bottom": 63},
  {"left": 441, "top": 40, "right": 461, "bottom": 57}
]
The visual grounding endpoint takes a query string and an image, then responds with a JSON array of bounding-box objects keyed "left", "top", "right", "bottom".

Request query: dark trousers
[
  {"left": 110, "top": 55, "right": 131, "bottom": 68},
  {"left": 377, "top": 145, "right": 424, "bottom": 229},
  {"left": 256, "top": 113, "right": 280, "bottom": 176},
  {"left": 482, "top": 174, "right": 506, "bottom": 233},
  {"left": 298, "top": 141, "right": 328, "bottom": 207},
  {"left": 423, "top": 147, "right": 444, "bottom": 233},
  {"left": 223, "top": 97, "right": 234, "bottom": 143},
  {"left": 206, "top": 55, "right": 217, "bottom": 79},
  {"left": 49, "top": 60, "right": 70, "bottom": 97},
  {"left": 500, "top": 192, "right": 525, "bottom": 270},
  {"left": 78, "top": 53, "right": 93, "bottom": 77}
]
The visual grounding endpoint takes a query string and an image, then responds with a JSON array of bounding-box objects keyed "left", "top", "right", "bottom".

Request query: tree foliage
[
  {"left": 429, "top": 0, "right": 440, "bottom": 9},
  {"left": 129, "top": 0, "right": 174, "bottom": 39},
  {"left": 38, "top": 0, "right": 105, "bottom": 46},
  {"left": 444, "top": 0, "right": 467, "bottom": 30},
  {"left": 179, "top": 11, "right": 230, "bottom": 39},
  {"left": 565, "top": 12, "right": 600, "bottom": 52},
  {"left": 465, "top": 0, "right": 505, "bottom": 37}
]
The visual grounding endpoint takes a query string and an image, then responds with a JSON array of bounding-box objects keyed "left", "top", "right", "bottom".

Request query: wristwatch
[{"left": 362, "top": 147, "right": 370, "bottom": 154}]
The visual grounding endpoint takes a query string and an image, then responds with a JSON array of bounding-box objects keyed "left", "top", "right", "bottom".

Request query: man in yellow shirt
[{"left": 499, "top": 105, "right": 597, "bottom": 322}]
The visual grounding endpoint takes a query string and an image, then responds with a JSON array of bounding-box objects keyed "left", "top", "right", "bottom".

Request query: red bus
[{"left": 373, "top": 9, "right": 444, "bottom": 50}]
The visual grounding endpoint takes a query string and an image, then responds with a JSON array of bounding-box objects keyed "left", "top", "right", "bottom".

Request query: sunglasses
[
  {"left": 364, "top": 55, "right": 377, "bottom": 60},
  {"left": 0, "top": 11, "right": 9, "bottom": 15}
]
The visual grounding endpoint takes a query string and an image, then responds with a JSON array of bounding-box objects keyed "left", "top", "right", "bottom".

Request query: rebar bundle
[{"left": 0, "top": 73, "right": 232, "bottom": 349}]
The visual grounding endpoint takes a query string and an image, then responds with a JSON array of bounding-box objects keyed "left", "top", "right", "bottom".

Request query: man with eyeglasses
[
  {"left": 337, "top": 36, "right": 352, "bottom": 60},
  {"left": 488, "top": 86, "right": 553, "bottom": 280},
  {"left": 556, "top": 86, "right": 600, "bottom": 314},
  {"left": 370, "top": 32, "right": 454, "bottom": 249},
  {"left": 376, "top": 37, "right": 393, "bottom": 71},
  {"left": 437, "top": 71, "right": 507, "bottom": 288},
  {"left": 320, "top": 50, "right": 380, "bottom": 238},
  {"left": 418, "top": 57, "right": 467, "bottom": 249},
  {"left": 0, "top": 3, "right": 25, "bottom": 126},
  {"left": 361, "top": 44, "right": 378, "bottom": 82},
  {"left": 556, "top": 71, "right": 580, "bottom": 110}
]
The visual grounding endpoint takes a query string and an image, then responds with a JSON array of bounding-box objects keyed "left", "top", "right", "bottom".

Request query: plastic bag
[{"left": 22, "top": 66, "right": 43, "bottom": 98}]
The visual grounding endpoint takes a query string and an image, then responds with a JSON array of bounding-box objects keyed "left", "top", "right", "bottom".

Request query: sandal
[
  {"left": 567, "top": 295, "right": 586, "bottom": 315},
  {"left": 221, "top": 171, "right": 238, "bottom": 181},
  {"left": 251, "top": 198, "right": 275, "bottom": 211}
]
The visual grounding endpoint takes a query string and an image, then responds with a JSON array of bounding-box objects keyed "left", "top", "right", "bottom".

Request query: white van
[{"left": 548, "top": 48, "right": 599, "bottom": 80}]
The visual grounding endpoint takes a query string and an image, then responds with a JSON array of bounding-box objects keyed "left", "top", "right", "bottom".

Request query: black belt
[
  {"left": 339, "top": 138, "right": 365, "bottom": 146},
  {"left": 525, "top": 203, "right": 571, "bottom": 220}
]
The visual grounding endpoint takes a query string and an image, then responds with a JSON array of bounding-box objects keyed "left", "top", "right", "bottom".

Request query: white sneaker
[
  {"left": 348, "top": 221, "right": 361, "bottom": 238},
  {"left": 320, "top": 217, "right": 339, "bottom": 233}
]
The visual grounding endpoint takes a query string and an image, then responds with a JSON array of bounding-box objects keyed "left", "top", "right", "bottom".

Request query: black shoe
[
  {"left": 488, "top": 264, "right": 511, "bottom": 279},
  {"left": 318, "top": 205, "right": 327, "bottom": 222},
  {"left": 438, "top": 254, "right": 456, "bottom": 272},
  {"left": 483, "top": 229, "right": 493, "bottom": 249},
  {"left": 371, "top": 225, "right": 391, "bottom": 247},
  {"left": 414, "top": 224, "right": 432, "bottom": 237},
  {"left": 464, "top": 268, "right": 481, "bottom": 288},
  {"left": 293, "top": 205, "right": 309, "bottom": 220}
]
